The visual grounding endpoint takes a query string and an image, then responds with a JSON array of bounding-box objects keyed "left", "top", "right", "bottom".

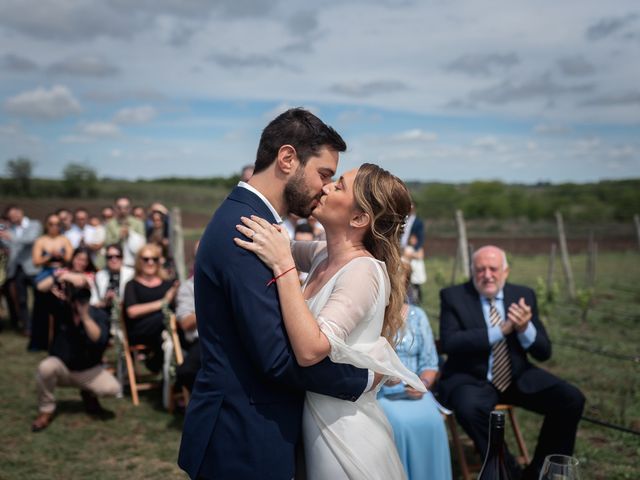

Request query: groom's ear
[
  {"left": 350, "top": 210, "right": 370, "bottom": 230},
  {"left": 276, "top": 145, "right": 299, "bottom": 175}
]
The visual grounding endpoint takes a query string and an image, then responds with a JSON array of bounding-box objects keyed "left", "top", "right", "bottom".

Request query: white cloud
[
  {"left": 4, "top": 85, "right": 82, "bottom": 120},
  {"left": 114, "top": 105, "right": 157, "bottom": 124},
  {"left": 392, "top": 129, "right": 438, "bottom": 142},
  {"left": 81, "top": 121, "right": 121, "bottom": 137}
]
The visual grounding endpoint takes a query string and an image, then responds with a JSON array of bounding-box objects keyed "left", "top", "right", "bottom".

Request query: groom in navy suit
[
  {"left": 178, "top": 109, "right": 373, "bottom": 479},
  {"left": 438, "top": 245, "right": 585, "bottom": 480}
]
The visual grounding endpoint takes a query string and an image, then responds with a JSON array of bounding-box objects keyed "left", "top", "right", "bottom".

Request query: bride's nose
[{"left": 322, "top": 183, "right": 334, "bottom": 195}]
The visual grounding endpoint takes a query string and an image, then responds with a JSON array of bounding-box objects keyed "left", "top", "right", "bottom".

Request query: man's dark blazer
[
  {"left": 178, "top": 186, "right": 368, "bottom": 480},
  {"left": 438, "top": 281, "right": 559, "bottom": 405}
]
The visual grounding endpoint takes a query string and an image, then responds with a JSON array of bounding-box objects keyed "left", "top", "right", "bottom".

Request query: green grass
[
  {"left": 1, "top": 252, "right": 638, "bottom": 479},
  {"left": 0, "top": 332, "right": 187, "bottom": 480}
]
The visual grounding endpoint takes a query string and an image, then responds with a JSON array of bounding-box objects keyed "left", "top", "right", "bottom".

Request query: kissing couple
[{"left": 179, "top": 108, "right": 425, "bottom": 480}]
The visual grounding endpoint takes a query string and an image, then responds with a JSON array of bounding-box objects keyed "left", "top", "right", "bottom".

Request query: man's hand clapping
[{"left": 507, "top": 297, "right": 532, "bottom": 333}]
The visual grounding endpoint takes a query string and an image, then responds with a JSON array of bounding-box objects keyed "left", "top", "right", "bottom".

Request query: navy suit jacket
[
  {"left": 438, "top": 281, "right": 559, "bottom": 405},
  {"left": 178, "top": 186, "right": 368, "bottom": 480}
]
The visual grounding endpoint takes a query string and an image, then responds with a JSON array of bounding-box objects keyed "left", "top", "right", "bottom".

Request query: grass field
[{"left": 0, "top": 251, "right": 638, "bottom": 479}]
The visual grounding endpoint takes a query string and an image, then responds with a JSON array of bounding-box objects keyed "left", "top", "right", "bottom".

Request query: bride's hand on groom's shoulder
[{"left": 234, "top": 215, "right": 294, "bottom": 272}]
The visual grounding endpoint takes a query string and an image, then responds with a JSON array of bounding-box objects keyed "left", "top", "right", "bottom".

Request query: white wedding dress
[{"left": 291, "top": 242, "right": 426, "bottom": 480}]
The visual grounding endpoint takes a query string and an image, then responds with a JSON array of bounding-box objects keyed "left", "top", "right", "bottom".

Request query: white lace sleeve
[
  {"left": 316, "top": 258, "right": 426, "bottom": 393},
  {"left": 291, "top": 240, "right": 326, "bottom": 273}
]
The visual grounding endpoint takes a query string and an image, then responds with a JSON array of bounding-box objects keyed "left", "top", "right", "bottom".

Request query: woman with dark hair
[
  {"left": 236, "top": 163, "right": 425, "bottom": 480},
  {"left": 36, "top": 246, "right": 97, "bottom": 296}
]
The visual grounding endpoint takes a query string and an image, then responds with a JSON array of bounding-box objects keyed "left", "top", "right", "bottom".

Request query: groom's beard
[{"left": 284, "top": 167, "right": 320, "bottom": 218}]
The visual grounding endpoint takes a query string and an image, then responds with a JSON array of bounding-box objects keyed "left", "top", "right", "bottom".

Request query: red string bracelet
[{"left": 266, "top": 265, "right": 296, "bottom": 286}]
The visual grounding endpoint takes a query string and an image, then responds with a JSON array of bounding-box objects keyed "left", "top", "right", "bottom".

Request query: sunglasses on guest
[
  {"left": 141, "top": 256, "right": 160, "bottom": 264},
  {"left": 106, "top": 254, "right": 123, "bottom": 260}
]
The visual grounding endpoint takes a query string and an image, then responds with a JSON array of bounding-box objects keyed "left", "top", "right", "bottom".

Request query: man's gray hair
[{"left": 471, "top": 246, "right": 509, "bottom": 272}]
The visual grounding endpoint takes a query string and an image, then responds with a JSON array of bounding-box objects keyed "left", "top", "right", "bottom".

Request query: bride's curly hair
[{"left": 353, "top": 163, "right": 412, "bottom": 345}]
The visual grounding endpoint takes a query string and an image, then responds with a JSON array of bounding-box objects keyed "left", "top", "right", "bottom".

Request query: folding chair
[
  {"left": 117, "top": 308, "right": 162, "bottom": 406},
  {"left": 166, "top": 313, "right": 190, "bottom": 413}
]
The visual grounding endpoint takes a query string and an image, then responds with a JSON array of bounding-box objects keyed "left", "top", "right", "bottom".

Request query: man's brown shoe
[{"left": 31, "top": 412, "right": 54, "bottom": 432}]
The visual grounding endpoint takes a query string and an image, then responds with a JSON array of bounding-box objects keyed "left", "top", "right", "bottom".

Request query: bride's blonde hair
[{"left": 353, "top": 163, "right": 412, "bottom": 345}]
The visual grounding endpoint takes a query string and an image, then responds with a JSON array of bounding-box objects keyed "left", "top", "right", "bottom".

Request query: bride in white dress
[{"left": 236, "top": 163, "right": 426, "bottom": 480}]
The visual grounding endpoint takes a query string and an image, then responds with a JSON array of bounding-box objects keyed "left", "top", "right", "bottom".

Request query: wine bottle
[{"left": 477, "top": 410, "right": 511, "bottom": 480}]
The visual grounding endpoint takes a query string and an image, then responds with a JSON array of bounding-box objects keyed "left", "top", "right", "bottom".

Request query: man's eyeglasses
[
  {"left": 106, "top": 254, "right": 123, "bottom": 260},
  {"left": 47, "top": 222, "right": 61, "bottom": 227},
  {"left": 141, "top": 256, "right": 160, "bottom": 264}
]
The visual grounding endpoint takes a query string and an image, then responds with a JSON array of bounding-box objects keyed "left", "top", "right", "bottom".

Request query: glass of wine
[{"left": 539, "top": 454, "right": 580, "bottom": 480}]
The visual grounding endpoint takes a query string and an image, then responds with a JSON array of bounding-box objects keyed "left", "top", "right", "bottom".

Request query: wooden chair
[
  {"left": 167, "top": 313, "right": 190, "bottom": 413},
  {"left": 446, "top": 404, "right": 530, "bottom": 480},
  {"left": 118, "top": 310, "right": 161, "bottom": 406}
]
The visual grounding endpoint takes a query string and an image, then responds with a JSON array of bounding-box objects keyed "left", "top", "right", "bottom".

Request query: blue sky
[{"left": 1, "top": 0, "right": 639, "bottom": 183}]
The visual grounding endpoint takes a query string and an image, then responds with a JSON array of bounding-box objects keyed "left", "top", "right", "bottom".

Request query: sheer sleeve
[
  {"left": 316, "top": 258, "right": 384, "bottom": 342},
  {"left": 315, "top": 257, "right": 426, "bottom": 393},
  {"left": 291, "top": 240, "right": 326, "bottom": 273}
]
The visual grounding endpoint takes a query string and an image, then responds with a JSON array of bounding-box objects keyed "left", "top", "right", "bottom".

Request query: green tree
[
  {"left": 6, "top": 157, "right": 33, "bottom": 195},
  {"left": 62, "top": 163, "right": 98, "bottom": 198}
]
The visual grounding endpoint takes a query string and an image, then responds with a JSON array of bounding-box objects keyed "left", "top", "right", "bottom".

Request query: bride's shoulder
[{"left": 340, "top": 256, "right": 387, "bottom": 283}]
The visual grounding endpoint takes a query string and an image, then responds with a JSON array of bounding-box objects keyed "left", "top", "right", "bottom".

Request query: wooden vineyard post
[
  {"left": 634, "top": 214, "right": 640, "bottom": 251},
  {"left": 455, "top": 210, "right": 470, "bottom": 280},
  {"left": 555, "top": 211, "right": 576, "bottom": 300},
  {"left": 547, "top": 243, "right": 556, "bottom": 294},
  {"left": 171, "top": 207, "right": 186, "bottom": 282}
]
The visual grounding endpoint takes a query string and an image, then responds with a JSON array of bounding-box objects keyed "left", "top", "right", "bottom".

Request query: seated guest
[
  {"left": 105, "top": 196, "right": 145, "bottom": 268},
  {"left": 175, "top": 241, "right": 200, "bottom": 392},
  {"left": 146, "top": 209, "right": 170, "bottom": 259},
  {"left": 31, "top": 282, "right": 120, "bottom": 432},
  {"left": 378, "top": 265, "right": 452, "bottom": 480},
  {"left": 132, "top": 205, "right": 146, "bottom": 222},
  {"left": 85, "top": 214, "right": 106, "bottom": 268},
  {"left": 90, "top": 243, "right": 134, "bottom": 314},
  {"left": 438, "top": 245, "right": 585, "bottom": 480},
  {"left": 36, "top": 246, "right": 96, "bottom": 295},
  {"left": 123, "top": 244, "right": 178, "bottom": 373},
  {"left": 30, "top": 213, "right": 73, "bottom": 350}
]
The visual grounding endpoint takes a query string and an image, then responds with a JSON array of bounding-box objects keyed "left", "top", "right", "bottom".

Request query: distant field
[{"left": 0, "top": 251, "right": 638, "bottom": 479}]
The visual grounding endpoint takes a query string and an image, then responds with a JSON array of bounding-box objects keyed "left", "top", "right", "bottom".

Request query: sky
[{"left": 0, "top": 0, "right": 639, "bottom": 183}]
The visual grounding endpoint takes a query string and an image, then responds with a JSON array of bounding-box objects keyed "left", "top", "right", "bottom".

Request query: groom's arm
[{"left": 226, "top": 241, "right": 368, "bottom": 400}]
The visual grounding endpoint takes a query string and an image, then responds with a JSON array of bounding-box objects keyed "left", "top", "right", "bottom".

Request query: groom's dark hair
[{"left": 253, "top": 108, "right": 346, "bottom": 174}]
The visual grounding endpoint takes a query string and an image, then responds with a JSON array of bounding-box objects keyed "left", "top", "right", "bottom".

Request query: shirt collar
[
  {"left": 480, "top": 288, "right": 504, "bottom": 304},
  {"left": 238, "top": 181, "right": 283, "bottom": 224}
]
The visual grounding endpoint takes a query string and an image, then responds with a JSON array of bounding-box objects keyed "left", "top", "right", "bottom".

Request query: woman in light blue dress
[{"left": 378, "top": 300, "right": 453, "bottom": 480}]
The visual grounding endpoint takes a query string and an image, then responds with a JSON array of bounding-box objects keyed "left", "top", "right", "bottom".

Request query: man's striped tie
[{"left": 489, "top": 298, "right": 512, "bottom": 392}]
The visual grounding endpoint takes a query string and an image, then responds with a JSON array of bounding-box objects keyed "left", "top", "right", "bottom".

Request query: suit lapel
[
  {"left": 463, "top": 281, "right": 486, "bottom": 328},
  {"left": 502, "top": 283, "right": 517, "bottom": 313},
  {"left": 227, "top": 186, "right": 278, "bottom": 224}
]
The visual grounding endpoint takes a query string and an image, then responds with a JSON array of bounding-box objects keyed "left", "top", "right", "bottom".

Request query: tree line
[{"left": 3, "top": 157, "right": 639, "bottom": 223}]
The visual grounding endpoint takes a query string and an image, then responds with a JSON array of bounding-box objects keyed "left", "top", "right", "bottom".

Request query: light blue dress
[{"left": 378, "top": 304, "right": 453, "bottom": 480}]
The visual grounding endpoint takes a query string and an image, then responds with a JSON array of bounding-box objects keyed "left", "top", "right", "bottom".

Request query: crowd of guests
[
  {"left": 0, "top": 199, "right": 204, "bottom": 432},
  {"left": 0, "top": 188, "right": 584, "bottom": 480}
]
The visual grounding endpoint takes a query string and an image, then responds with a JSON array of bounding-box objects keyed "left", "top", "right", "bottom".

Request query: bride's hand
[{"left": 234, "top": 215, "right": 294, "bottom": 273}]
